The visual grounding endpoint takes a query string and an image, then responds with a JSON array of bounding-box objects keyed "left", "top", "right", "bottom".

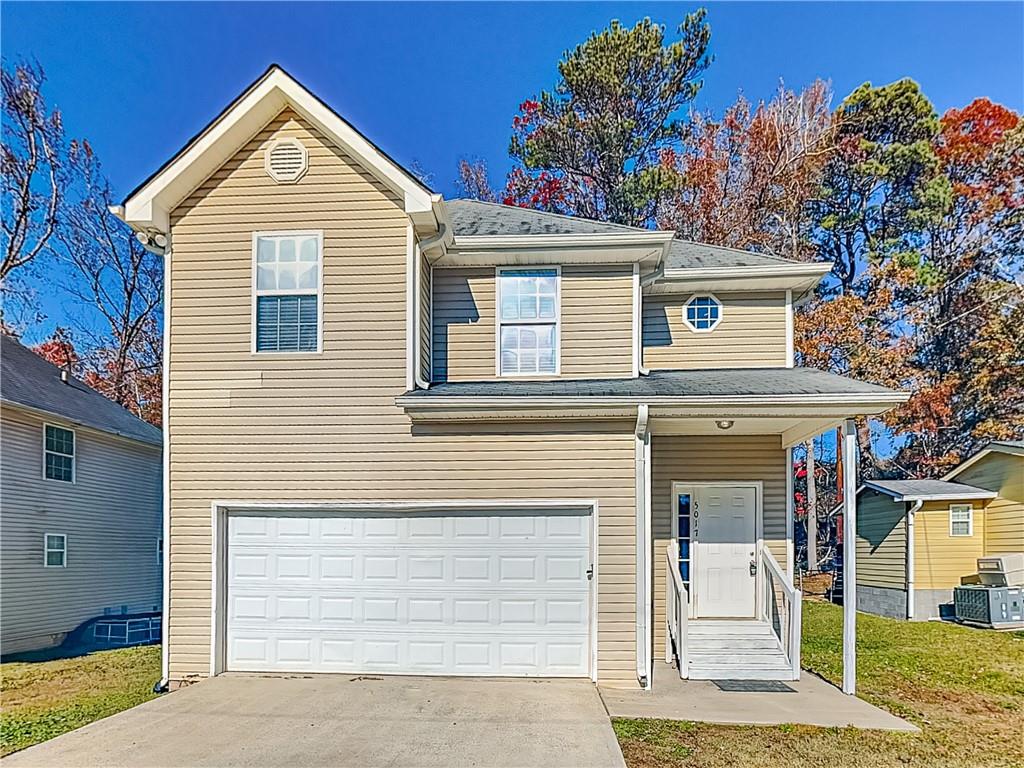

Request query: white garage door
[{"left": 226, "top": 508, "right": 592, "bottom": 676}]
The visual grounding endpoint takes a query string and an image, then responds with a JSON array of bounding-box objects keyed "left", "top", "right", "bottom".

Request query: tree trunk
[{"left": 806, "top": 438, "right": 818, "bottom": 573}]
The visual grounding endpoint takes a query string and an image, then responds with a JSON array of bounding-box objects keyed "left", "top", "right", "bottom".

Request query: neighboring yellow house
[{"left": 855, "top": 441, "right": 1024, "bottom": 620}]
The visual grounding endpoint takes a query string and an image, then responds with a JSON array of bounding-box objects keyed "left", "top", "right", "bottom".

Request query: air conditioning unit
[
  {"left": 976, "top": 553, "right": 1024, "bottom": 587},
  {"left": 954, "top": 586, "right": 1024, "bottom": 628}
]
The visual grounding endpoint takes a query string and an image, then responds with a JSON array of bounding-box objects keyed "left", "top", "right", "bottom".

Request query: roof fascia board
[
  {"left": 121, "top": 67, "right": 434, "bottom": 232},
  {"left": 650, "top": 263, "right": 832, "bottom": 295},
  {"left": 396, "top": 392, "right": 909, "bottom": 417},
  {"left": 0, "top": 398, "right": 162, "bottom": 449}
]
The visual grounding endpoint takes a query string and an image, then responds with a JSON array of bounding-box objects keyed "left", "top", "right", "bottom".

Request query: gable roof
[
  {"left": 862, "top": 479, "right": 997, "bottom": 502},
  {"left": 0, "top": 335, "right": 162, "bottom": 446},
  {"left": 943, "top": 439, "right": 1024, "bottom": 481},
  {"left": 117, "top": 64, "right": 439, "bottom": 234}
]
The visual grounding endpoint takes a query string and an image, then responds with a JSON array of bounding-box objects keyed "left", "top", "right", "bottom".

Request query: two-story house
[
  {"left": 0, "top": 335, "right": 162, "bottom": 655},
  {"left": 115, "top": 66, "right": 907, "bottom": 691}
]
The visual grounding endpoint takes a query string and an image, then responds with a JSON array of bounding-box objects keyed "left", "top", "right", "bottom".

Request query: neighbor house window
[
  {"left": 43, "top": 424, "right": 75, "bottom": 482},
  {"left": 253, "top": 232, "right": 322, "bottom": 353},
  {"left": 949, "top": 504, "right": 973, "bottom": 537},
  {"left": 497, "top": 267, "right": 560, "bottom": 376},
  {"left": 683, "top": 294, "right": 722, "bottom": 332},
  {"left": 44, "top": 533, "right": 67, "bottom": 567}
]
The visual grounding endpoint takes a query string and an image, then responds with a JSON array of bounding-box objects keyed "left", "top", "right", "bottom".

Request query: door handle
[
  {"left": 749, "top": 559, "right": 757, "bottom": 577},
  {"left": 586, "top": 566, "right": 594, "bottom": 581}
]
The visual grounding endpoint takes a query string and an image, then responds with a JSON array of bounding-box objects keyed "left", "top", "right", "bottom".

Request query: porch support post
[
  {"left": 842, "top": 418, "right": 858, "bottom": 695},
  {"left": 634, "top": 404, "right": 651, "bottom": 689}
]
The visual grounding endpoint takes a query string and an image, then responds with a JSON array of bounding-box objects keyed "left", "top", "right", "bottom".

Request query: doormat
[{"left": 712, "top": 680, "right": 796, "bottom": 693}]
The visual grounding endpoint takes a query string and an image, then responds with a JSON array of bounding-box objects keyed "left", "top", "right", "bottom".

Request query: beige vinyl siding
[
  {"left": 951, "top": 452, "right": 1024, "bottom": 553},
  {"left": 432, "top": 264, "right": 634, "bottom": 382},
  {"left": 913, "top": 500, "right": 987, "bottom": 590},
  {"left": 168, "top": 110, "right": 638, "bottom": 686},
  {"left": 0, "top": 406, "right": 161, "bottom": 654},
  {"left": 650, "top": 435, "right": 788, "bottom": 657},
  {"left": 855, "top": 491, "right": 907, "bottom": 589},
  {"left": 643, "top": 291, "right": 787, "bottom": 369}
]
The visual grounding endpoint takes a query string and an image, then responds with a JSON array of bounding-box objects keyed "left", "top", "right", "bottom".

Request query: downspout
[
  {"left": 636, "top": 264, "right": 664, "bottom": 377},
  {"left": 634, "top": 404, "right": 651, "bottom": 689},
  {"left": 906, "top": 500, "right": 921, "bottom": 620},
  {"left": 412, "top": 224, "right": 447, "bottom": 390}
]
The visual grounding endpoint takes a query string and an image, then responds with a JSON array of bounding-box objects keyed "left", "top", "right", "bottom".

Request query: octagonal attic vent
[{"left": 265, "top": 138, "right": 308, "bottom": 183}]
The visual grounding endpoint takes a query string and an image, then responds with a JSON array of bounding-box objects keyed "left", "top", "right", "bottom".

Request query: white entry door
[
  {"left": 692, "top": 485, "right": 757, "bottom": 618},
  {"left": 225, "top": 508, "right": 592, "bottom": 677}
]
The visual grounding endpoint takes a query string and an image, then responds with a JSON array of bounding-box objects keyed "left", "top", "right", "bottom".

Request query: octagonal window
[{"left": 684, "top": 294, "right": 722, "bottom": 332}]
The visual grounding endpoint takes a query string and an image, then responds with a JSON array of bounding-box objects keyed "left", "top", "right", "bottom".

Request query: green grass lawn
[
  {"left": 614, "top": 600, "right": 1024, "bottom": 768},
  {"left": 0, "top": 645, "right": 161, "bottom": 756}
]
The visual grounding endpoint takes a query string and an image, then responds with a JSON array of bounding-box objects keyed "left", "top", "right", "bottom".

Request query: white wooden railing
[
  {"left": 759, "top": 547, "right": 802, "bottom": 679},
  {"left": 665, "top": 540, "right": 689, "bottom": 679}
]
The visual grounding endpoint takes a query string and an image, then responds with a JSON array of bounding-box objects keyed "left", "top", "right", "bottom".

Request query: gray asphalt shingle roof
[
  {"left": 1, "top": 334, "right": 162, "bottom": 446},
  {"left": 402, "top": 367, "right": 901, "bottom": 400},
  {"left": 864, "top": 479, "right": 996, "bottom": 500},
  {"left": 447, "top": 199, "right": 803, "bottom": 270}
]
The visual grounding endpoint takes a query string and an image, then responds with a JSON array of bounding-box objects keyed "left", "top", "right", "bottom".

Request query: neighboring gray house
[{"left": 1, "top": 335, "right": 162, "bottom": 655}]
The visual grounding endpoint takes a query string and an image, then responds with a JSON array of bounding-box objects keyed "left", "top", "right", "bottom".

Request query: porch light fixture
[{"left": 715, "top": 419, "right": 734, "bottom": 430}]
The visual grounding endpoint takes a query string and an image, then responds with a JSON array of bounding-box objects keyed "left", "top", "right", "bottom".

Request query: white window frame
[
  {"left": 44, "top": 532, "right": 67, "bottom": 568},
  {"left": 682, "top": 292, "right": 723, "bottom": 334},
  {"left": 251, "top": 230, "right": 324, "bottom": 355},
  {"left": 949, "top": 504, "right": 974, "bottom": 537},
  {"left": 494, "top": 265, "right": 562, "bottom": 377},
  {"left": 42, "top": 423, "right": 76, "bottom": 483}
]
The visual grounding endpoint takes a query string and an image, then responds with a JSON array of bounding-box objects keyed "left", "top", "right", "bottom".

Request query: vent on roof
[{"left": 265, "top": 138, "right": 308, "bottom": 183}]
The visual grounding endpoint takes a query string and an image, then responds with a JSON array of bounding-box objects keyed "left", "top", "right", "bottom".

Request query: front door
[{"left": 686, "top": 485, "right": 757, "bottom": 618}]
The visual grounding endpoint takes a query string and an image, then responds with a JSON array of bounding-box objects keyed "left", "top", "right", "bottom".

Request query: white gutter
[
  {"left": 663, "top": 263, "right": 833, "bottom": 281},
  {"left": 396, "top": 392, "right": 911, "bottom": 409},
  {"left": 451, "top": 231, "right": 674, "bottom": 251},
  {"left": 634, "top": 404, "right": 651, "bottom": 689},
  {"left": 906, "top": 500, "right": 921, "bottom": 620}
]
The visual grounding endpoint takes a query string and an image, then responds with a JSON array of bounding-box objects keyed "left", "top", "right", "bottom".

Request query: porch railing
[
  {"left": 665, "top": 540, "right": 689, "bottom": 679},
  {"left": 759, "top": 547, "right": 802, "bottom": 679}
]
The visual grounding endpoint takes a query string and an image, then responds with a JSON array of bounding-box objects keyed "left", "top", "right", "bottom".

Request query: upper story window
[
  {"left": 949, "top": 504, "right": 974, "bottom": 537},
  {"left": 44, "top": 424, "right": 75, "bottom": 482},
  {"left": 683, "top": 294, "right": 722, "bottom": 332},
  {"left": 497, "top": 268, "right": 560, "bottom": 376},
  {"left": 253, "top": 232, "right": 323, "bottom": 353}
]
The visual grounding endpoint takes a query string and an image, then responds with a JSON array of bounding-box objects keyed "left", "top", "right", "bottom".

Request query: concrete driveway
[{"left": 4, "top": 674, "right": 625, "bottom": 768}]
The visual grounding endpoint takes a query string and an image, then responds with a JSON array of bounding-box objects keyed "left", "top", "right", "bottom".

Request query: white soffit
[
  {"left": 646, "top": 264, "right": 832, "bottom": 296},
  {"left": 120, "top": 65, "right": 436, "bottom": 233}
]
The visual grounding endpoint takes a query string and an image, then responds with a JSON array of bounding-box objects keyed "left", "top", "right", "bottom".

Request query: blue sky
[{"left": 4, "top": 1, "right": 1023, "bottom": 203}]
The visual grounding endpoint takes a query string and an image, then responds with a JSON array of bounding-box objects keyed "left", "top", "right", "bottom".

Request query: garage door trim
[{"left": 209, "top": 499, "right": 600, "bottom": 680}]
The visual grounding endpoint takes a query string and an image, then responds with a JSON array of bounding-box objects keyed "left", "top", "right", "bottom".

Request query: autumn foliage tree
[{"left": 658, "top": 79, "right": 837, "bottom": 261}]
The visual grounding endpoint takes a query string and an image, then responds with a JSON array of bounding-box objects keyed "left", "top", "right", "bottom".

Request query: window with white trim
[
  {"left": 44, "top": 533, "right": 67, "bottom": 567},
  {"left": 44, "top": 424, "right": 74, "bottom": 482},
  {"left": 497, "top": 268, "right": 560, "bottom": 376},
  {"left": 949, "top": 504, "right": 973, "bottom": 537},
  {"left": 253, "top": 232, "right": 322, "bottom": 353},
  {"left": 683, "top": 294, "right": 722, "bottom": 332}
]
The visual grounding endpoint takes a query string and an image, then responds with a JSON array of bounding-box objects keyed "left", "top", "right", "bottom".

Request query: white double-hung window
[
  {"left": 949, "top": 504, "right": 974, "bottom": 537},
  {"left": 253, "top": 232, "right": 323, "bottom": 353},
  {"left": 497, "top": 267, "right": 560, "bottom": 376}
]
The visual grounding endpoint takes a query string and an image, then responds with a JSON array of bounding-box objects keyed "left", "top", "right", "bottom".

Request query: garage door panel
[
  {"left": 226, "top": 509, "right": 592, "bottom": 677},
  {"left": 227, "top": 630, "right": 589, "bottom": 675},
  {"left": 229, "top": 549, "right": 589, "bottom": 589},
  {"left": 228, "top": 589, "right": 589, "bottom": 630}
]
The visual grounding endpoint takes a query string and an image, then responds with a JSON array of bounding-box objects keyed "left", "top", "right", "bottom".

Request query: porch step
[{"left": 684, "top": 620, "right": 794, "bottom": 681}]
